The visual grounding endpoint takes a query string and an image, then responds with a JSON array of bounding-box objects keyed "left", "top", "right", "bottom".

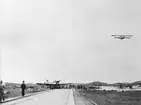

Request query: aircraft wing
[
  {"left": 111, "top": 35, "right": 133, "bottom": 36},
  {"left": 124, "top": 35, "right": 133, "bottom": 37}
]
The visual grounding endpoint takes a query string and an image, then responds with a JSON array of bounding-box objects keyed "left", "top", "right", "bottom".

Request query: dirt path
[{"left": 2, "top": 89, "right": 73, "bottom": 105}]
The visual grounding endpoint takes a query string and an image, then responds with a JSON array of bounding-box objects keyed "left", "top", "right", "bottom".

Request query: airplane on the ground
[
  {"left": 36, "top": 80, "right": 68, "bottom": 89},
  {"left": 111, "top": 35, "right": 133, "bottom": 40}
]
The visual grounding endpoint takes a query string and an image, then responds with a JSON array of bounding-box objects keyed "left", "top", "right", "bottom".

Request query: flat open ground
[
  {"left": 3, "top": 89, "right": 141, "bottom": 105},
  {"left": 73, "top": 89, "right": 141, "bottom": 105},
  {"left": 2, "top": 89, "right": 74, "bottom": 105}
]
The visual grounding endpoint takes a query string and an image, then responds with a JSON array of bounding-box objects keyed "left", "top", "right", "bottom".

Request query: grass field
[
  {"left": 2, "top": 82, "right": 48, "bottom": 100},
  {"left": 75, "top": 89, "right": 141, "bottom": 105},
  {"left": 4, "top": 87, "right": 46, "bottom": 99}
]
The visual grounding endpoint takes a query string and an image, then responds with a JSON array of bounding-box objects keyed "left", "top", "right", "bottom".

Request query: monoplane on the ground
[{"left": 111, "top": 35, "right": 133, "bottom": 40}]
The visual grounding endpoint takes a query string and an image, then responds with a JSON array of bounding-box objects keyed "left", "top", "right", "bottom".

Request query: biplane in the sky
[{"left": 111, "top": 35, "right": 133, "bottom": 40}]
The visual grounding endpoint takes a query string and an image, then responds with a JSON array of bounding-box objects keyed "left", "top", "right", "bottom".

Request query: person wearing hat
[{"left": 20, "top": 81, "right": 26, "bottom": 96}]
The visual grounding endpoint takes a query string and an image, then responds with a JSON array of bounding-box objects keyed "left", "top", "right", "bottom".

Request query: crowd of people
[{"left": 0, "top": 80, "right": 27, "bottom": 103}]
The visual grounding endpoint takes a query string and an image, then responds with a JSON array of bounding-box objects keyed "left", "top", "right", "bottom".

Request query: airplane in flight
[{"left": 111, "top": 35, "right": 133, "bottom": 40}]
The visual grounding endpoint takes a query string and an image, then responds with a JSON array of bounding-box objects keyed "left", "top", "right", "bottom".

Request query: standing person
[
  {"left": 0, "top": 80, "right": 5, "bottom": 102},
  {"left": 20, "top": 81, "right": 26, "bottom": 96}
]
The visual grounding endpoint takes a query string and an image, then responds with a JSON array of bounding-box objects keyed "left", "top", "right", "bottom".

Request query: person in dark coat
[{"left": 21, "top": 81, "right": 26, "bottom": 96}]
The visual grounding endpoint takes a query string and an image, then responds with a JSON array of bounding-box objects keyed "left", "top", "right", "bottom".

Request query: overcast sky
[{"left": 1, "top": 0, "right": 141, "bottom": 83}]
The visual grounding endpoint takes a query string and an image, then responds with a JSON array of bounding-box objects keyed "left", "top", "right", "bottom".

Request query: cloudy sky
[{"left": 1, "top": 0, "right": 141, "bottom": 83}]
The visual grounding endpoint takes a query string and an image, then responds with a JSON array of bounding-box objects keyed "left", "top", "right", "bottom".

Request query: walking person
[
  {"left": 0, "top": 80, "right": 5, "bottom": 102},
  {"left": 21, "top": 81, "right": 26, "bottom": 96}
]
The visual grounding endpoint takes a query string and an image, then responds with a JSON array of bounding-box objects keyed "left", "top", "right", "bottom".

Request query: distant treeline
[{"left": 85, "top": 81, "right": 141, "bottom": 87}]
